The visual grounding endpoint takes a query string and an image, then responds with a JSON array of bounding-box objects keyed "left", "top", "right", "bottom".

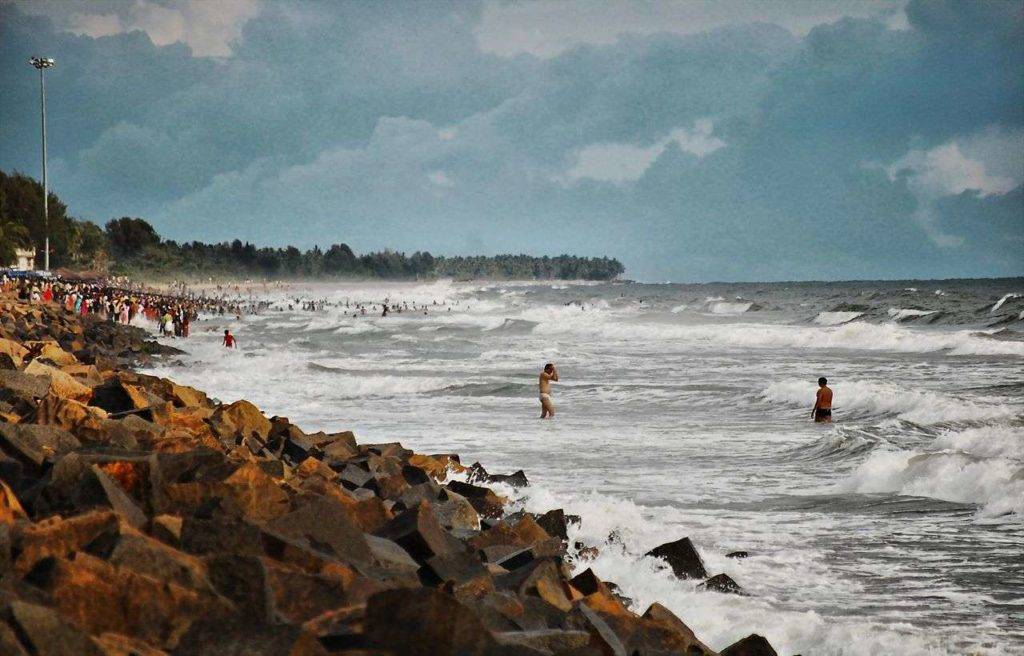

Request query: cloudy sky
[{"left": 1, "top": 0, "right": 1021, "bottom": 281}]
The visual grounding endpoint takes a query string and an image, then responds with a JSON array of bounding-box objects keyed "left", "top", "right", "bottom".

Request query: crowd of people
[{"left": 0, "top": 274, "right": 252, "bottom": 339}]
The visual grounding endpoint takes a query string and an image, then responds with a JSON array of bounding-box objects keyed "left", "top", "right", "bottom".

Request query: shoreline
[{"left": 0, "top": 291, "right": 779, "bottom": 656}]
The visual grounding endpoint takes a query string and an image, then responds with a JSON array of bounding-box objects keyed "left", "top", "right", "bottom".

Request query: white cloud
[
  {"left": 564, "top": 119, "right": 724, "bottom": 184},
  {"left": 886, "top": 128, "right": 1024, "bottom": 247},
  {"left": 476, "top": 0, "right": 906, "bottom": 58},
  {"left": 64, "top": 12, "right": 124, "bottom": 38},
  {"left": 888, "top": 130, "right": 1024, "bottom": 196},
  {"left": 21, "top": 0, "right": 260, "bottom": 57}
]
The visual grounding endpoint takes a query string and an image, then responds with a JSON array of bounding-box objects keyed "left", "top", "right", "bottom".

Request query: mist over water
[{"left": 143, "top": 279, "right": 1024, "bottom": 655}]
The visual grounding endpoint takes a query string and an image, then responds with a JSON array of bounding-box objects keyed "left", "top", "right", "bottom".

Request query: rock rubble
[{"left": 0, "top": 298, "right": 780, "bottom": 656}]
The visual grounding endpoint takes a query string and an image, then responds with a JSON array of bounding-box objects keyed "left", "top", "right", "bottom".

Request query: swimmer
[
  {"left": 539, "top": 363, "right": 559, "bottom": 419},
  {"left": 223, "top": 329, "right": 237, "bottom": 349},
  {"left": 812, "top": 377, "right": 832, "bottom": 422}
]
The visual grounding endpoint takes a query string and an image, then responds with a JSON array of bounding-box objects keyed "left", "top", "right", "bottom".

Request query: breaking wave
[
  {"left": 813, "top": 311, "right": 863, "bottom": 325},
  {"left": 760, "top": 379, "right": 1021, "bottom": 425},
  {"left": 840, "top": 427, "right": 1024, "bottom": 517}
]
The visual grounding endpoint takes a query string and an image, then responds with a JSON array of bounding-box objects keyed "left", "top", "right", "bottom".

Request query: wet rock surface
[{"left": 0, "top": 297, "right": 778, "bottom": 655}]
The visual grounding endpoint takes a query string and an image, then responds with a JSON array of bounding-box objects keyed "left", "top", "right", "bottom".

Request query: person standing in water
[
  {"left": 223, "top": 329, "right": 237, "bottom": 349},
  {"left": 539, "top": 363, "right": 559, "bottom": 418},
  {"left": 812, "top": 376, "right": 832, "bottom": 422}
]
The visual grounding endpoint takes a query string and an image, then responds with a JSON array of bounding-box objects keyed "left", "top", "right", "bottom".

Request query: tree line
[{"left": 1, "top": 170, "right": 624, "bottom": 281}]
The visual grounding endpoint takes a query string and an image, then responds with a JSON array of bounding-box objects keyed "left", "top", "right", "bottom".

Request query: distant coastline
[{"left": 0, "top": 171, "right": 624, "bottom": 283}]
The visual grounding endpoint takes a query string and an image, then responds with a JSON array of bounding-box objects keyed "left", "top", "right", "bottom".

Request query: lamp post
[{"left": 29, "top": 56, "right": 55, "bottom": 271}]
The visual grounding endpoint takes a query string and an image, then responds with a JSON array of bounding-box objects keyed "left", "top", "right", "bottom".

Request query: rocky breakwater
[{"left": 0, "top": 297, "right": 781, "bottom": 656}]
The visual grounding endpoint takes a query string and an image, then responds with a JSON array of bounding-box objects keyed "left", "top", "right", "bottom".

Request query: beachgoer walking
[
  {"left": 223, "top": 329, "right": 236, "bottom": 348},
  {"left": 812, "top": 377, "right": 833, "bottom": 423},
  {"left": 539, "top": 363, "right": 559, "bottom": 419}
]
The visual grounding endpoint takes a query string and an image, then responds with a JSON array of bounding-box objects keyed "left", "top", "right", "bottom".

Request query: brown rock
[
  {"left": 106, "top": 528, "right": 215, "bottom": 592},
  {"left": 35, "top": 394, "right": 109, "bottom": 441},
  {"left": 375, "top": 500, "right": 465, "bottom": 564},
  {"left": 434, "top": 488, "right": 480, "bottom": 531},
  {"left": 265, "top": 496, "right": 372, "bottom": 565},
  {"left": 179, "top": 514, "right": 263, "bottom": 557},
  {"left": 470, "top": 515, "right": 551, "bottom": 551},
  {"left": 28, "top": 341, "right": 79, "bottom": 366},
  {"left": 415, "top": 453, "right": 468, "bottom": 480},
  {"left": 445, "top": 480, "right": 506, "bottom": 519},
  {"left": 28, "top": 551, "right": 231, "bottom": 648},
  {"left": 0, "top": 369, "right": 51, "bottom": 403},
  {"left": 61, "top": 363, "right": 104, "bottom": 387},
  {"left": 421, "top": 550, "right": 490, "bottom": 587},
  {"left": 0, "top": 479, "right": 27, "bottom": 524},
  {"left": 263, "top": 558, "right": 352, "bottom": 624},
  {"left": 349, "top": 496, "right": 392, "bottom": 533},
  {"left": 151, "top": 514, "right": 184, "bottom": 545},
  {"left": 0, "top": 337, "right": 28, "bottom": 368},
  {"left": 563, "top": 602, "right": 627, "bottom": 656},
  {"left": 218, "top": 461, "right": 291, "bottom": 523},
  {"left": 171, "top": 618, "right": 325, "bottom": 656},
  {"left": 0, "top": 620, "right": 30, "bottom": 656},
  {"left": 93, "top": 632, "right": 170, "bottom": 656},
  {"left": 205, "top": 554, "right": 272, "bottom": 623},
  {"left": 165, "top": 381, "right": 208, "bottom": 408},
  {"left": 720, "top": 634, "right": 778, "bottom": 656},
  {"left": 642, "top": 602, "right": 716, "bottom": 655},
  {"left": 535, "top": 509, "right": 570, "bottom": 542},
  {"left": 495, "top": 629, "right": 592, "bottom": 654},
  {"left": 646, "top": 536, "right": 708, "bottom": 579},
  {"left": 13, "top": 510, "right": 121, "bottom": 574},
  {"left": 0, "top": 422, "right": 80, "bottom": 468},
  {"left": 91, "top": 464, "right": 148, "bottom": 528},
  {"left": 212, "top": 399, "right": 272, "bottom": 441},
  {"left": 365, "top": 533, "right": 420, "bottom": 574},
  {"left": 363, "top": 587, "right": 497, "bottom": 656},
  {"left": 701, "top": 573, "right": 745, "bottom": 595},
  {"left": 23, "top": 360, "right": 93, "bottom": 402},
  {"left": 6, "top": 599, "right": 104, "bottom": 656}
]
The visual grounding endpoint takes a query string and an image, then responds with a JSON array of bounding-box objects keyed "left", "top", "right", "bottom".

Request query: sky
[{"left": 1, "top": 0, "right": 1021, "bottom": 282}]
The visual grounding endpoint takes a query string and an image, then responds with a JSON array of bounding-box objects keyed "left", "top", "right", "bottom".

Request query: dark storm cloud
[{"left": 1, "top": 0, "right": 1020, "bottom": 280}]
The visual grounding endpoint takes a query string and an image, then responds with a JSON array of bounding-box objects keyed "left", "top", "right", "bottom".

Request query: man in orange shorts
[{"left": 812, "top": 377, "right": 833, "bottom": 422}]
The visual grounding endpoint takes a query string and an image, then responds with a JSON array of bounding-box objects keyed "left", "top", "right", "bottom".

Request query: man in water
[
  {"left": 812, "top": 376, "right": 832, "bottom": 422},
  {"left": 539, "top": 363, "right": 559, "bottom": 418},
  {"left": 223, "top": 329, "right": 237, "bottom": 349}
]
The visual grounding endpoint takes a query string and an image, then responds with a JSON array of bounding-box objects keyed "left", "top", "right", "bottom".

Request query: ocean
[{"left": 142, "top": 278, "right": 1024, "bottom": 655}]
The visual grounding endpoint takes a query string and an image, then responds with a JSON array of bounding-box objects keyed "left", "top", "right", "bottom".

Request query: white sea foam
[
  {"left": 991, "top": 293, "right": 1020, "bottom": 313},
  {"left": 489, "top": 479, "right": 1013, "bottom": 656},
  {"left": 334, "top": 323, "right": 379, "bottom": 334},
  {"left": 707, "top": 301, "right": 753, "bottom": 314},
  {"left": 841, "top": 447, "right": 1024, "bottom": 516},
  {"left": 814, "top": 311, "right": 862, "bottom": 325},
  {"left": 139, "top": 279, "right": 1024, "bottom": 654},
  {"left": 888, "top": 308, "right": 937, "bottom": 321},
  {"left": 538, "top": 319, "right": 1024, "bottom": 357},
  {"left": 761, "top": 379, "right": 1019, "bottom": 424},
  {"left": 670, "top": 303, "right": 689, "bottom": 313},
  {"left": 931, "top": 425, "right": 1024, "bottom": 460}
]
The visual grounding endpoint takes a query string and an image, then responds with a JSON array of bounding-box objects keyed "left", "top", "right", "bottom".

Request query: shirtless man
[
  {"left": 539, "top": 363, "right": 559, "bottom": 418},
  {"left": 812, "top": 377, "right": 832, "bottom": 422}
]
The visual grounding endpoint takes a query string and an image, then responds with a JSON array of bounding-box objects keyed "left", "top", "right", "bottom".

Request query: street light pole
[{"left": 29, "top": 56, "right": 55, "bottom": 271}]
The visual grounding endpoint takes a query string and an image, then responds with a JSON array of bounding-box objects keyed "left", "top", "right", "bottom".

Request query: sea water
[{"left": 143, "top": 279, "right": 1024, "bottom": 655}]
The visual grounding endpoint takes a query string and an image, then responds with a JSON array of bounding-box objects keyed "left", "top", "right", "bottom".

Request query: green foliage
[
  {"left": 1, "top": 169, "right": 624, "bottom": 280},
  {"left": 105, "top": 217, "right": 161, "bottom": 256},
  {"left": 0, "top": 171, "right": 76, "bottom": 268},
  {"left": 433, "top": 254, "right": 624, "bottom": 280}
]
